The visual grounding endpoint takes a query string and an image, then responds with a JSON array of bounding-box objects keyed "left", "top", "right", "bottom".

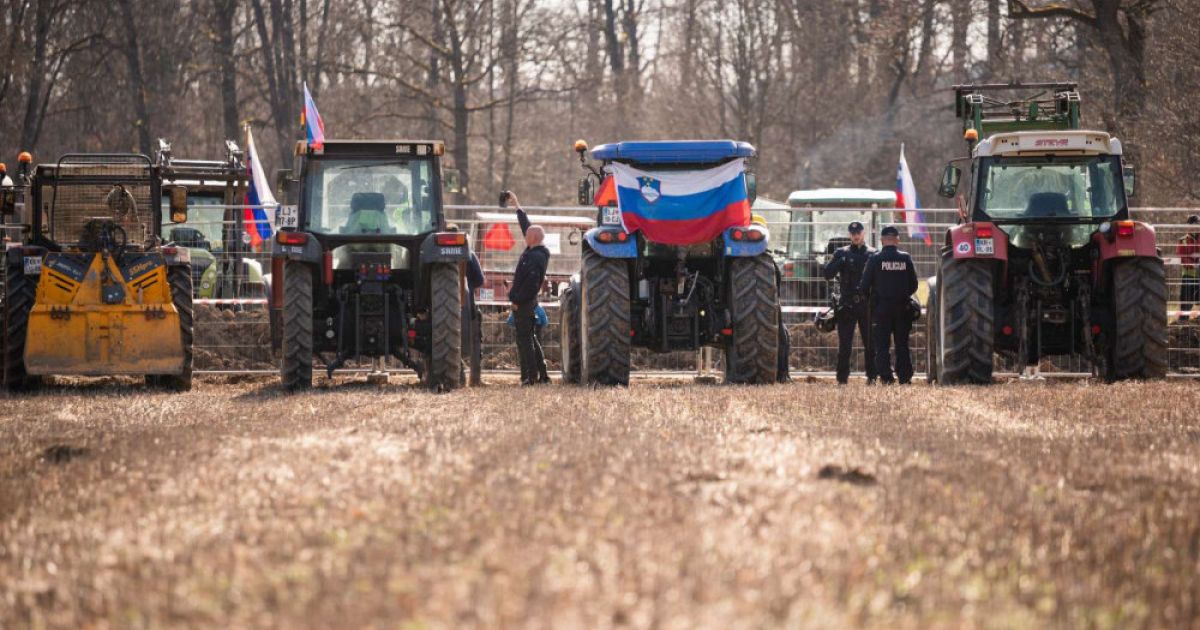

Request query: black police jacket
[
  {"left": 509, "top": 245, "right": 549, "bottom": 305},
  {"left": 858, "top": 245, "right": 918, "bottom": 306},
  {"left": 822, "top": 243, "right": 875, "bottom": 299}
]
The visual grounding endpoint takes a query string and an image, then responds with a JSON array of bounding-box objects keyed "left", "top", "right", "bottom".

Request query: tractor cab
[{"left": 781, "top": 188, "right": 896, "bottom": 277}]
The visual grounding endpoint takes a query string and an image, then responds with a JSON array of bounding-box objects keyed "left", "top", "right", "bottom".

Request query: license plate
[
  {"left": 975, "top": 238, "right": 994, "bottom": 255},
  {"left": 23, "top": 256, "right": 41, "bottom": 275},
  {"left": 277, "top": 204, "right": 299, "bottom": 228},
  {"left": 478, "top": 288, "right": 494, "bottom": 302},
  {"left": 602, "top": 207, "right": 621, "bottom": 225}
]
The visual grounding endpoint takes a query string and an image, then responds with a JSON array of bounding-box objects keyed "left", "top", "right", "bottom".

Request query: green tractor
[
  {"left": 159, "top": 141, "right": 267, "bottom": 301},
  {"left": 926, "top": 83, "right": 1166, "bottom": 383}
]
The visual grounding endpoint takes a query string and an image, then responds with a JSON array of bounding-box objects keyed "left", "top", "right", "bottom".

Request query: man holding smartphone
[{"left": 502, "top": 191, "right": 551, "bottom": 384}]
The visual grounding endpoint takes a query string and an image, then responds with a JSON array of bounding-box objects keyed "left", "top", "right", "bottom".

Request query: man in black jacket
[
  {"left": 823, "top": 221, "right": 877, "bottom": 384},
  {"left": 503, "top": 191, "right": 551, "bottom": 385},
  {"left": 858, "top": 225, "right": 919, "bottom": 385}
]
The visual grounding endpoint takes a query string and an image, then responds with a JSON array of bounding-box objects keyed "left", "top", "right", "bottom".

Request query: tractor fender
[
  {"left": 722, "top": 225, "right": 769, "bottom": 257},
  {"left": 272, "top": 232, "right": 323, "bottom": 264},
  {"left": 419, "top": 232, "right": 472, "bottom": 264},
  {"left": 1092, "top": 222, "right": 1157, "bottom": 262},
  {"left": 947, "top": 222, "right": 1008, "bottom": 263},
  {"left": 584, "top": 227, "right": 638, "bottom": 258}
]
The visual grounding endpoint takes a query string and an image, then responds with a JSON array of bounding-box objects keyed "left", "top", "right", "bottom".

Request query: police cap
[
  {"left": 881, "top": 225, "right": 900, "bottom": 237},
  {"left": 848, "top": 221, "right": 864, "bottom": 233}
]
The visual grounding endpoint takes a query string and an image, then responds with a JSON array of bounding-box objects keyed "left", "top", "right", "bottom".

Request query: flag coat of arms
[
  {"left": 243, "top": 127, "right": 276, "bottom": 251},
  {"left": 609, "top": 158, "right": 751, "bottom": 246},
  {"left": 896, "top": 144, "right": 931, "bottom": 245}
]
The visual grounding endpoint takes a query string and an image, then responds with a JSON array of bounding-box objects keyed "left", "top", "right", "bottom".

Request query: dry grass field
[{"left": 1, "top": 377, "right": 1198, "bottom": 629}]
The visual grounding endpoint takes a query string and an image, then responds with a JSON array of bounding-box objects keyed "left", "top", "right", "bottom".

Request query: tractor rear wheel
[
  {"left": 559, "top": 283, "right": 582, "bottom": 384},
  {"left": 2, "top": 256, "right": 38, "bottom": 391},
  {"left": 937, "top": 257, "right": 993, "bottom": 385},
  {"left": 426, "top": 263, "right": 463, "bottom": 391},
  {"left": 162, "top": 265, "right": 194, "bottom": 391},
  {"left": 580, "top": 250, "right": 630, "bottom": 386},
  {"left": 1108, "top": 257, "right": 1168, "bottom": 381},
  {"left": 281, "top": 261, "right": 314, "bottom": 391},
  {"left": 725, "top": 254, "right": 779, "bottom": 384}
]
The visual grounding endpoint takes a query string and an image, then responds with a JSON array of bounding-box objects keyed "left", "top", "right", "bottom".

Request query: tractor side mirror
[
  {"left": 1123, "top": 165, "right": 1136, "bottom": 198},
  {"left": 577, "top": 177, "right": 594, "bottom": 206},
  {"left": 745, "top": 172, "right": 758, "bottom": 203},
  {"left": 0, "top": 188, "right": 14, "bottom": 216},
  {"left": 443, "top": 168, "right": 462, "bottom": 194},
  {"left": 167, "top": 186, "right": 188, "bottom": 224},
  {"left": 938, "top": 164, "right": 961, "bottom": 198}
]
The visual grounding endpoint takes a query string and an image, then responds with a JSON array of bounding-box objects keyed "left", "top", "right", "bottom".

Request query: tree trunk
[
  {"left": 116, "top": 0, "right": 153, "bottom": 155},
  {"left": 19, "top": 0, "right": 51, "bottom": 151},
  {"left": 213, "top": 0, "right": 240, "bottom": 143}
]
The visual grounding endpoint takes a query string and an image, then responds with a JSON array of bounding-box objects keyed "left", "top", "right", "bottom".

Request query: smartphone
[{"left": 498, "top": 191, "right": 511, "bottom": 208}]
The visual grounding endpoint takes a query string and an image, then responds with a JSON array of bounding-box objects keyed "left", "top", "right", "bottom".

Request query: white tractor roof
[
  {"left": 975, "top": 129, "right": 1122, "bottom": 158},
  {"left": 787, "top": 188, "right": 896, "bottom": 207}
]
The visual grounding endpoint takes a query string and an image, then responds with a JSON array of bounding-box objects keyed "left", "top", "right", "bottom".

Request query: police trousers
[
  {"left": 872, "top": 301, "right": 913, "bottom": 384},
  {"left": 836, "top": 307, "right": 875, "bottom": 383}
]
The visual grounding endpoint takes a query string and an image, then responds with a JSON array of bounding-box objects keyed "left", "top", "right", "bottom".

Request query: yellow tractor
[{"left": 0, "top": 148, "right": 194, "bottom": 390}]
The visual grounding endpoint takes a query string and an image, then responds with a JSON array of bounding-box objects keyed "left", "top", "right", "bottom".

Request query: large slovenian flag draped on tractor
[
  {"left": 896, "top": 144, "right": 931, "bottom": 246},
  {"left": 609, "top": 159, "right": 751, "bottom": 245},
  {"left": 243, "top": 127, "right": 276, "bottom": 251}
]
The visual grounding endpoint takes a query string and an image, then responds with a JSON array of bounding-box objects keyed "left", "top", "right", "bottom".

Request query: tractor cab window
[
  {"left": 305, "top": 158, "right": 435, "bottom": 236},
  {"left": 162, "top": 191, "right": 225, "bottom": 250},
  {"left": 976, "top": 155, "right": 1125, "bottom": 221}
]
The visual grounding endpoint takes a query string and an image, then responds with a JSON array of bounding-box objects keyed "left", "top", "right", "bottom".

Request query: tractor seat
[
  {"left": 342, "top": 192, "right": 394, "bottom": 235},
  {"left": 1024, "top": 192, "right": 1070, "bottom": 218},
  {"left": 170, "top": 227, "right": 211, "bottom": 249}
]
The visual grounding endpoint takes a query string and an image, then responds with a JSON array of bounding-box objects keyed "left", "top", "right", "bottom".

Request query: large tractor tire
[
  {"left": 426, "top": 263, "right": 463, "bottom": 391},
  {"left": 2, "top": 257, "right": 38, "bottom": 391},
  {"left": 936, "top": 257, "right": 994, "bottom": 385},
  {"left": 580, "top": 250, "right": 630, "bottom": 386},
  {"left": 925, "top": 276, "right": 940, "bottom": 384},
  {"left": 725, "top": 254, "right": 779, "bottom": 384},
  {"left": 156, "top": 265, "right": 194, "bottom": 391},
  {"left": 559, "top": 283, "right": 582, "bottom": 384},
  {"left": 1108, "top": 257, "right": 1168, "bottom": 381},
  {"left": 281, "top": 261, "right": 314, "bottom": 391}
]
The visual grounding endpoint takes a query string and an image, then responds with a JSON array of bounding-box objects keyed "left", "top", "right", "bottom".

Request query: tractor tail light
[
  {"left": 975, "top": 226, "right": 993, "bottom": 238},
  {"left": 1116, "top": 221, "right": 1135, "bottom": 238},
  {"left": 746, "top": 229, "right": 765, "bottom": 242},
  {"left": 1001, "top": 325, "right": 1013, "bottom": 336},
  {"left": 278, "top": 231, "right": 308, "bottom": 245},
  {"left": 731, "top": 229, "right": 745, "bottom": 241},
  {"left": 161, "top": 246, "right": 177, "bottom": 256},
  {"left": 435, "top": 232, "right": 466, "bottom": 246},
  {"left": 1092, "top": 324, "right": 1102, "bottom": 335},
  {"left": 721, "top": 327, "right": 733, "bottom": 336}
]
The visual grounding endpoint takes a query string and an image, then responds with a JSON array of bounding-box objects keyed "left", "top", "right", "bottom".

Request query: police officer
[
  {"left": 823, "top": 221, "right": 877, "bottom": 384},
  {"left": 858, "top": 225, "right": 918, "bottom": 385},
  {"left": 504, "top": 191, "right": 551, "bottom": 385}
]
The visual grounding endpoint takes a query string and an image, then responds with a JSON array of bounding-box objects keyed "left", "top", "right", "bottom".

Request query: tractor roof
[
  {"left": 309, "top": 140, "right": 445, "bottom": 157},
  {"left": 591, "top": 140, "right": 755, "bottom": 164},
  {"left": 787, "top": 188, "right": 896, "bottom": 207},
  {"left": 974, "top": 130, "right": 1122, "bottom": 158}
]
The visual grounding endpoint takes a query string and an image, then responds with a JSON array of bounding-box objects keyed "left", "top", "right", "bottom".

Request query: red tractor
[{"left": 926, "top": 83, "right": 1166, "bottom": 383}]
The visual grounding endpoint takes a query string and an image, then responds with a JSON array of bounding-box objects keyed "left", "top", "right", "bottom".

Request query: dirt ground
[{"left": 1, "top": 377, "right": 1198, "bottom": 629}]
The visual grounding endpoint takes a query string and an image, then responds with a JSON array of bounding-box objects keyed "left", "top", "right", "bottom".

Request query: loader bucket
[{"left": 23, "top": 251, "right": 186, "bottom": 376}]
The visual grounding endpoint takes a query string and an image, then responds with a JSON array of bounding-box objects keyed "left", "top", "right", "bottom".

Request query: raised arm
[{"left": 822, "top": 249, "right": 844, "bottom": 280}]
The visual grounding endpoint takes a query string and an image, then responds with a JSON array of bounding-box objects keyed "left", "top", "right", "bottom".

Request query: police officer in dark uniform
[
  {"left": 823, "top": 221, "right": 877, "bottom": 384},
  {"left": 858, "top": 225, "right": 918, "bottom": 384}
]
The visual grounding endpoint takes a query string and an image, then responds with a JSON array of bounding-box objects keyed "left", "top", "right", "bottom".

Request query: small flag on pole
[
  {"left": 244, "top": 126, "right": 276, "bottom": 251},
  {"left": 301, "top": 82, "right": 325, "bottom": 150},
  {"left": 896, "top": 144, "right": 931, "bottom": 246}
]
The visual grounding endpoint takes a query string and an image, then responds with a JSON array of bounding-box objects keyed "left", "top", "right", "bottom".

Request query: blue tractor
[{"left": 560, "top": 140, "right": 785, "bottom": 385}]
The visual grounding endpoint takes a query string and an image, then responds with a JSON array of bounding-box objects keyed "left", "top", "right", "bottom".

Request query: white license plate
[
  {"left": 602, "top": 207, "right": 621, "bottom": 225},
  {"left": 975, "top": 238, "right": 994, "bottom": 255},
  {"left": 23, "top": 256, "right": 41, "bottom": 275},
  {"left": 277, "top": 205, "right": 299, "bottom": 228},
  {"left": 478, "top": 288, "right": 495, "bottom": 302}
]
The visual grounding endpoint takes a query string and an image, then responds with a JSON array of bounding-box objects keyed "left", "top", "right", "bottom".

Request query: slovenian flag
[
  {"left": 896, "top": 144, "right": 931, "bottom": 246},
  {"left": 244, "top": 127, "right": 276, "bottom": 251},
  {"left": 610, "top": 159, "right": 750, "bottom": 246},
  {"left": 301, "top": 82, "right": 325, "bottom": 150}
]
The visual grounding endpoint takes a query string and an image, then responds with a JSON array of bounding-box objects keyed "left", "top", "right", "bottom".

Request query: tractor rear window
[
  {"left": 977, "top": 155, "right": 1124, "bottom": 221},
  {"left": 304, "top": 158, "right": 435, "bottom": 236}
]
